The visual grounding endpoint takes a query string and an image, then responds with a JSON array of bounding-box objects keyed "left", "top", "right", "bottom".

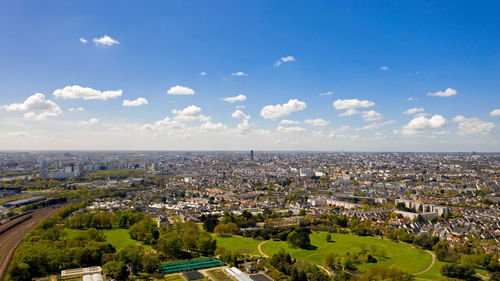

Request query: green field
[
  {"left": 260, "top": 232, "right": 432, "bottom": 273},
  {"left": 212, "top": 235, "right": 263, "bottom": 256},
  {"left": 66, "top": 228, "right": 152, "bottom": 251}
]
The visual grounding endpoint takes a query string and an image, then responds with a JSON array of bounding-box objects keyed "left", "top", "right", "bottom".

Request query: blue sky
[{"left": 0, "top": 1, "right": 499, "bottom": 151}]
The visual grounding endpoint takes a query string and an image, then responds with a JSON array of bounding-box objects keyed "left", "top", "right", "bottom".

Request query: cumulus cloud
[
  {"left": 93, "top": 35, "right": 119, "bottom": 46},
  {"left": 200, "top": 121, "right": 227, "bottom": 131},
  {"left": 356, "top": 120, "right": 395, "bottom": 131},
  {"left": 280, "top": 119, "right": 301, "bottom": 125},
  {"left": 53, "top": 85, "right": 122, "bottom": 100},
  {"left": 235, "top": 105, "right": 245, "bottom": 109},
  {"left": 277, "top": 126, "right": 306, "bottom": 134},
  {"left": 79, "top": 38, "right": 87, "bottom": 44},
  {"left": 452, "top": 115, "right": 495, "bottom": 136},
  {"left": 260, "top": 99, "right": 307, "bottom": 119},
  {"left": 68, "top": 107, "right": 84, "bottom": 112},
  {"left": 222, "top": 94, "right": 247, "bottom": 103},
  {"left": 320, "top": 91, "right": 333, "bottom": 96},
  {"left": 407, "top": 97, "right": 418, "bottom": 101},
  {"left": 140, "top": 117, "right": 185, "bottom": 132},
  {"left": 380, "top": 66, "right": 389, "bottom": 71},
  {"left": 403, "top": 107, "right": 424, "bottom": 115},
  {"left": 333, "top": 99, "right": 375, "bottom": 110},
  {"left": 489, "top": 109, "right": 500, "bottom": 116},
  {"left": 274, "top": 56, "right": 296, "bottom": 67},
  {"left": 200, "top": 72, "right": 207, "bottom": 76},
  {"left": 167, "top": 85, "right": 195, "bottom": 95},
  {"left": 81, "top": 118, "right": 99, "bottom": 125},
  {"left": 231, "top": 110, "right": 250, "bottom": 121},
  {"left": 122, "top": 97, "right": 148, "bottom": 107},
  {"left": 361, "top": 110, "right": 382, "bottom": 121},
  {"left": 3, "top": 93, "right": 61, "bottom": 120},
  {"left": 338, "top": 109, "right": 360, "bottom": 117},
  {"left": 428, "top": 88, "right": 457, "bottom": 97},
  {"left": 7, "top": 131, "right": 29, "bottom": 138},
  {"left": 304, "top": 118, "right": 330, "bottom": 127},
  {"left": 232, "top": 72, "right": 248, "bottom": 77},
  {"left": 398, "top": 114, "right": 448, "bottom": 136},
  {"left": 172, "top": 105, "right": 210, "bottom": 122}
]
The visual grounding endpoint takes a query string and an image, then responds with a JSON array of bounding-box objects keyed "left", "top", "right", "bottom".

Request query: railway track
[{"left": 0, "top": 207, "right": 59, "bottom": 281}]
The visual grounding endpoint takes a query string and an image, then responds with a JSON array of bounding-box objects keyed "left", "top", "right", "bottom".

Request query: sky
[{"left": 0, "top": 1, "right": 499, "bottom": 151}]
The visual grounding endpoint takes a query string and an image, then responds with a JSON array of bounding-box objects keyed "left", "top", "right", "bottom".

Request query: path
[
  {"left": 258, "top": 240, "right": 269, "bottom": 257},
  {"left": 316, "top": 265, "right": 332, "bottom": 276},
  {"left": 414, "top": 250, "right": 436, "bottom": 275}
]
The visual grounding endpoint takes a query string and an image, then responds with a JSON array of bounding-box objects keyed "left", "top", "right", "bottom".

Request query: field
[
  {"left": 212, "top": 235, "right": 263, "bottom": 256},
  {"left": 163, "top": 274, "right": 186, "bottom": 281},
  {"left": 207, "top": 269, "right": 233, "bottom": 281},
  {"left": 259, "top": 232, "right": 432, "bottom": 273},
  {"left": 65, "top": 228, "right": 152, "bottom": 251}
]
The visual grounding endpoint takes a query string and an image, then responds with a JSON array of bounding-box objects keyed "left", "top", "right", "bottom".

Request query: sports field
[
  {"left": 212, "top": 234, "right": 263, "bottom": 256},
  {"left": 259, "top": 232, "right": 432, "bottom": 273},
  {"left": 65, "top": 228, "right": 152, "bottom": 251}
]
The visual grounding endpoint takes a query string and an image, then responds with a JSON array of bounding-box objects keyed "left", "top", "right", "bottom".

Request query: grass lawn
[
  {"left": 162, "top": 274, "right": 186, "bottom": 281},
  {"left": 212, "top": 234, "right": 263, "bottom": 256},
  {"left": 65, "top": 228, "right": 152, "bottom": 251},
  {"left": 260, "top": 232, "right": 432, "bottom": 274},
  {"left": 415, "top": 259, "right": 490, "bottom": 280}
]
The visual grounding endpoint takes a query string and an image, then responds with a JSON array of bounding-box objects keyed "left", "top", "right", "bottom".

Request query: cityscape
[{"left": 1, "top": 1, "right": 500, "bottom": 281}]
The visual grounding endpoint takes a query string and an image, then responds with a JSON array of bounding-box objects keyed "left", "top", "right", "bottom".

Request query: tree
[
  {"left": 157, "top": 233, "right": 183, "bottom": 258},
  {"left": 197, "top": 235, "right": 217, "bottom": 256},
  {"left": 117, "top": 245, "right": 145, "bottom": 274},
  {"left": 142, "top": 253, "right": 159, "bottom": 273},
  {"left": 201, "top": 214, "right": 219, "bottom": 232},
  {"left": 287, "top": 228, "right": 311, "bottom": 249},
  {"left": 103, "top": 261, "right": 128, "bottom": 281},
  {"left": 441, "top": 264, "right": 475, "bottom": 280},
  {"left": 270, "top": 249, "right": 293, "bottom": 274}
]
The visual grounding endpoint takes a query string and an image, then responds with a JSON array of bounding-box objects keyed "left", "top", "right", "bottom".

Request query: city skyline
[{"left": 1, "top": 1, "right": 499, "bottom": 151}]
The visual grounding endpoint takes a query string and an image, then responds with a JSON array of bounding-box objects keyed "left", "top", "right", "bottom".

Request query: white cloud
[
  {"left": 122, "top": 97, "right": 148, "bottom": 107},
  {"left": 356, "top": 120, "right": 395, "bottom": 131},
  {"left": 68, "top": 107, "right": 84, "bottom": 112},
  {"left": 81, "top": 118, "right": 99, "bottom": 125},
  {"left": 489, "top": 109, "right": 500, "bottom": 116},
  {"left": 320, "top": 91, "right": 333, "bottom": 96},
  {"left": 222, "top": 94, "right": 247, "bottom": 103},
  {"left": 427, "top": 88, "right": 457, "bottom": 97},
  {"left": 452, "top": 115, "right": 495, "bottom": 136},
  {"left": 260, "top": 99, "right": 307, "bottom": 119},
  {"left": 7, "top": 131, "right": 29, "bottom": 138},
  {"left": 338, "top": 109, "right": 360, "bottom": 117},
  {"left": 53, "top": 85, "right": 122, "bottom": 100},
  {"left": 232, "top": 72, "right": 248, "bottom": 77},
  {"left": 141, "top": 117, "right": 185, "bottom": 132},
  {"left": 312, "top": 130, "right": 324, "bottom": 137},
  {"left": 277, "top": 126, "right": 306, "bottom": 134},
  {"left": 333, "top": 99, "right": 375, "bottom": 110},
  {"left": 200, "top": 121, "right": 227, "bottom": 131},
  {"left": 167, "top": 85, "right": 195, "bottom": 95},
  {"left": 231, "top": 110, "right": 250, "bottom": 121},
  {"left": 79, "top": 38, "right": 87, "bottom": 44},
  {"left": 361, "top": 110, "right": 382, "bottom": 121},
  {"left": 407, "top": 97, "right": 418, "bottom": 101},
  {"left": 200, "top": 72, "right": 207, "bottom": 76},
  {"left": 403, "top": 107, "right": 424, "bottom": 115},
  {"left": 235, "top": 105, "right": 246, "bottom": 109},
  {"left": 3, "top": 93, "right": 61, "bottom": 120},
  {"left": 172, "top": 105, "right": 210, "bottom": 122},
  {"left": 280, "top": 119, "right": 301, "bottom": 125},
  {"left": 274, "top": 56, "right": 296, "bottom": 67},
  {"left": 304, "top": 118, "right": 330, "bottom": 127},
  {"left": 93, "top": 35, "right": 119, "bottom": 46},
  {"left": 398, "top": 114, "right": 448, "bottom": 136},
  {"left": 380, "top": 66, "right": 389, "bottom": 71}
]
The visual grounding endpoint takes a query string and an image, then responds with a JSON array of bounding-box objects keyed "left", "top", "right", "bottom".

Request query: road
[
  {"left": 0, "top": 207, "right": 59, "bottom": 281},
  {"left": 414, "top": 250, "right": 436, "bottom": 275}
]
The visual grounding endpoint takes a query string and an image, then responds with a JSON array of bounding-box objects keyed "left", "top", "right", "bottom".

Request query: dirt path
[
  {"left": 414, "top": 250, "right": 436, "bottom": 275},
  {"left": 257, "top": 240, "right": 269, "bottom": 257},
  {"left": 317, "top": 265, "right": 332, "bottom": 276}
]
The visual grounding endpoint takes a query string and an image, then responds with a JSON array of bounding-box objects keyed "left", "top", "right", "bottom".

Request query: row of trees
[{"left": 65, "top": 210, "right": 145, "bottom": 229}]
